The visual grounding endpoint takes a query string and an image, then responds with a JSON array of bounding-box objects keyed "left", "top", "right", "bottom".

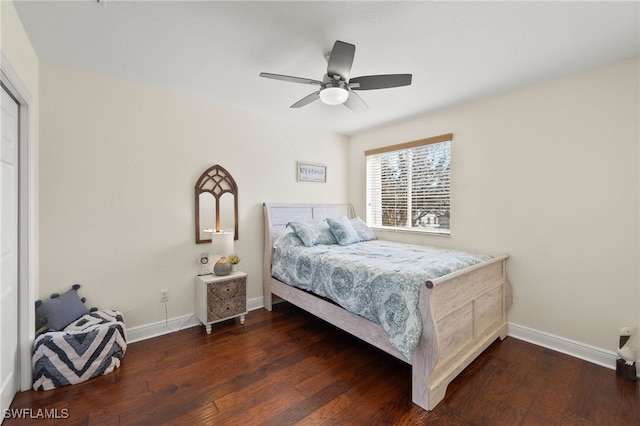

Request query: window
[{"left": 365, "top": 133, "right": 452, "bottom": 235}]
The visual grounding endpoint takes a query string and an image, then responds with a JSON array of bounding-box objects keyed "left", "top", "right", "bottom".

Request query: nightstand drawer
[
  {"left": 207, "top": 277, "right": 246, "bottom": 300},
  {"left": 195, "top": 271, "right": 248, "bottom": 334},
  {"left": 207, "top": 296, "right": 245, "bottom": 321}
]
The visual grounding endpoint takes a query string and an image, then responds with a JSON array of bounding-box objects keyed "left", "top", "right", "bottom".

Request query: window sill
[{"left": 370, "top": 226, "right": 450, "bottom": 237}]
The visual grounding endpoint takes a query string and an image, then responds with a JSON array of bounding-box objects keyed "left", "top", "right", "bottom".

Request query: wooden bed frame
[{"left": 262, "top": 203, "right": 512, "bottom": 411}]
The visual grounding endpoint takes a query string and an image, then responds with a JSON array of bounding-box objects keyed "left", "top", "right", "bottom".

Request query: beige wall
[
  {"left": 1, "top": 1, "right": 39, "bottom": 92},
  {"left": 349, "top": 58, "right": 640, "bottom": 353},
  {"left": 39, "top": 62, "right": 349, "bottom": 328}
]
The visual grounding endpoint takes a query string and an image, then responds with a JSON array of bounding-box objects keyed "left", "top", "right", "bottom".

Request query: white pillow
[{"left": 350, "top": 217, "right": 376, "bottom": 241}]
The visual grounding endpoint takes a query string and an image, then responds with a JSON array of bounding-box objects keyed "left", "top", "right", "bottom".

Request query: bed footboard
[{"left": 412, "top": 254, "right": 511, "bottom": 410}]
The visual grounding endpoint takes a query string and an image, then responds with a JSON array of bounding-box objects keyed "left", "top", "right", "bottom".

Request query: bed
[{"left": 262, "top": 203, "right": 512, "bottom": 411}]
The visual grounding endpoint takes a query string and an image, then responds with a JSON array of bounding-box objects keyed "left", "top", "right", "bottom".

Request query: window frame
[{"left": 365, "top": 133, "right": 452, "bottom": 236}]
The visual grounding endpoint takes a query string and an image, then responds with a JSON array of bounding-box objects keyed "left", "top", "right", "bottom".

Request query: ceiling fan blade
[
  {"left": 349, "top": 74, "right": 412, "bottom": 90},
  {"left": 259, "top": 72, "right": 322, "bottom": 86},
  {"left": 343, "top": 89, "right": 368, "bottom": 112},
  {"left": 290, "top": 91, "right": 320, "bottom": 108},
  {"left": 327, "top": 40, "right": 355, "bottom": 81}
]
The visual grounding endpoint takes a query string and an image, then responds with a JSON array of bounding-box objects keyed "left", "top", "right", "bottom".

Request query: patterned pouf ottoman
[{"left": 32, "top": 286, "right": 127, "bottom": 390}]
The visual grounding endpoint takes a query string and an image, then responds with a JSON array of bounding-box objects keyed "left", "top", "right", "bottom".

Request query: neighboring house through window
[{"left": 365, "top": 133, "right": 452, "bottom": 235}]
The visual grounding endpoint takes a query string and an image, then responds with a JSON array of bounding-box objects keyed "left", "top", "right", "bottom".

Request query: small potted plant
[{"left": 228, "top": 254, "right": 241, "bottom": 271}]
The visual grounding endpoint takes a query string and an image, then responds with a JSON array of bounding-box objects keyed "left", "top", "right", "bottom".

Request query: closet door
[{"left": 0, "top": 84, "right": 20, "bottom": 415}]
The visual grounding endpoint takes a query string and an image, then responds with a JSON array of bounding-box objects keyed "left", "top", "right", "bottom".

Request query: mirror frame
[{"left": 195, "top": 164, "right": 238, "bottom": 243}]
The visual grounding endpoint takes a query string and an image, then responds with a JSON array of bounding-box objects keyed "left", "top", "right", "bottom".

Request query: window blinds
[{"left": 366, "top": 134, "right": 451, "bottom": 233}]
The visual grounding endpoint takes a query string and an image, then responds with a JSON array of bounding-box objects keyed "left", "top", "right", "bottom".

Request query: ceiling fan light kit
[
  {"left": 260, "top": 40, "right": 412, "bottom": 112},
  {"left": 319, "top": 86, "right": 349, "bottom": 105}
]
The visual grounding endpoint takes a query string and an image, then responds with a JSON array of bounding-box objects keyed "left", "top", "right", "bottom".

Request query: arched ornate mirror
[{"left": 195, "top": 165, "right": 238, "bottom": 243}]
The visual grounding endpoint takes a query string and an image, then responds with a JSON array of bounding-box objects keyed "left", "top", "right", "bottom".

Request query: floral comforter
[{"left": 271, "top": 232, "right": 492, "bottom": 358}]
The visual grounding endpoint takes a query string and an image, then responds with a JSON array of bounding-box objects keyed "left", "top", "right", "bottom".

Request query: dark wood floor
[{"left": 6, "top": 302, "right": 639, "bottom": 425}]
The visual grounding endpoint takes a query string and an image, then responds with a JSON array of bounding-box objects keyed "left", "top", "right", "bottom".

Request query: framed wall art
[{"left": 297, "top": 162, "right": 326, "bottom": 183}]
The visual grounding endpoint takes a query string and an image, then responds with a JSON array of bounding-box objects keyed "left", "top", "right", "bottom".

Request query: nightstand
[{"left": 195, "top": 271, "right": 247, "bottom": 334}]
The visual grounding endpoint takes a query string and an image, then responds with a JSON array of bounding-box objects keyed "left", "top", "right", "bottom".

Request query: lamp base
[{"left": 213, "top": 256, "right": 232, "bottom": 276}]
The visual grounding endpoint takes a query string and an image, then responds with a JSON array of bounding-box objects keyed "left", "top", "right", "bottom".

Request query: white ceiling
[{"left": 13, "top": 1, "right": 640, "bottom": 136}]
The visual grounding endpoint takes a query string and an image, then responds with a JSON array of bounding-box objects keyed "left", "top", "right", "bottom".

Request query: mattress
[{"left": 271, "top": 232, "right": 491, "bottom": 358}]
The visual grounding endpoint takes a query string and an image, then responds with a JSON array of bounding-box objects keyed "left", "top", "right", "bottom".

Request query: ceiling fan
[{"left": 259, "top": 40, "right": 412, "bottom": 112}]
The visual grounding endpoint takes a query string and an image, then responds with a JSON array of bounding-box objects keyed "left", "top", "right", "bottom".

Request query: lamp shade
[
  {"left": 319, "top": 87, "right": 349, "bottom": 105},
  {"left": 210, "top": 231, "right": 234, "bottom": 257}
]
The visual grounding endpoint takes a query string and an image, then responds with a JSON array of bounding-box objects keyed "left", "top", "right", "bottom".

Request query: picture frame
[{"left": 297, "top": 161, "right": 327, "bottom": 183}]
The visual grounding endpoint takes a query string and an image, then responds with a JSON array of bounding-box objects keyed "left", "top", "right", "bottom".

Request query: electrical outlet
[{"left": 160, "top": 289, "right": 169, "bottom": 303}]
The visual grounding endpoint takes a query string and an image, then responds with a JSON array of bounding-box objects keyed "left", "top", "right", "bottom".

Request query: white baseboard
[
  {"left": 508, "top": 322, "right": 639, "bottom": 377},
  {"left": 126, "top": 296, "right": 265, "bottom": 343},
  {"left": 246, "top": 296, "right": 265, "bottom": 312},
  {"left": 126, "top": 313, "right": 200, "bottom": 343},
  {"left": 125, "top": 301, "right": 639, "bottom": 378}
]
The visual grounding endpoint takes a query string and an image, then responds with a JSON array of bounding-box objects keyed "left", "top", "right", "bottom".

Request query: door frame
[{"left": 1, "top": 53, "right": 37, "bottom": 391}]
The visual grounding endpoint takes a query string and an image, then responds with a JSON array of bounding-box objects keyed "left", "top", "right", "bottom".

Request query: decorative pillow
[
  {"left": 287, "top": 222, "right": 320, "bottom": 247},
  {"left": 312, "top": 222, "right": 338, "bottom": 245},
  {"left": 35, "top": 285, "right": 89, "bottom": 331},
  {"left": 326, "top": 215, "right": 360, "bottom": 246},
  {"left": 287, "top": 221, "right": 337, "bottom": 246},
  {"left": 351, "top": 217, "right": 377, "bottom": 241}
]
